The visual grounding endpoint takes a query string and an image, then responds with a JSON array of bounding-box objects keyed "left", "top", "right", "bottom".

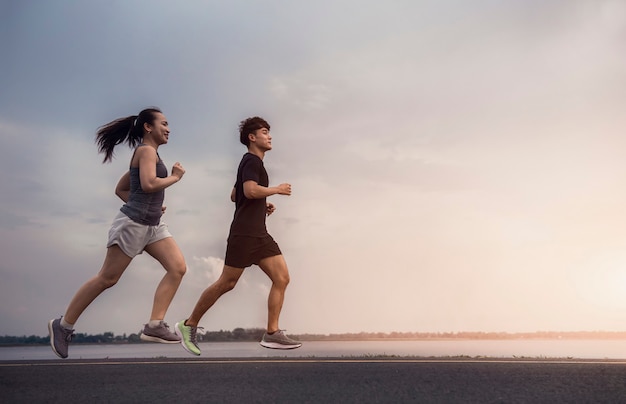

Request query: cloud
[{"left": 1, "top": 0, "right": 626, "bottom": 337}]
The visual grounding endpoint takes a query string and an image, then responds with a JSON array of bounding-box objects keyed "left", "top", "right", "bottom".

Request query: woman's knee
[
  {"left": 96, "top": 273, "right": 121, "bottom": 289},
  {"left": 170, "top": 261, "right": 187, "bottom": 278}
]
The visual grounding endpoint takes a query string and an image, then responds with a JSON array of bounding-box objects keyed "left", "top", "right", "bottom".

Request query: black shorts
[{"left": 224, "top": 234, "right": 282, "bottom": 268}]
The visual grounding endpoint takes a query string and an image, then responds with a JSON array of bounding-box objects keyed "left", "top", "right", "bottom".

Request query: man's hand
[
  {"left": 276, "top": 183, "right": 291, "bottom": 195},
  {"left": 266, "top": 202, "right": 276, "bottom": 216}
]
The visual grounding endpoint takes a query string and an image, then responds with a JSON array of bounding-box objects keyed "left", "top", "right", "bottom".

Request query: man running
[{"left": 175, "top": 116, "right": 301, "bottom": 355}]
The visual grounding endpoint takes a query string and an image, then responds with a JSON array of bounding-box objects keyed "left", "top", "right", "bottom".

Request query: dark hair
[
  {"left": 95, "top": 107, "right": 162, "bottom": 163},
  {"left": 239, "top": 116, "right": 270, "bottom": 146}
]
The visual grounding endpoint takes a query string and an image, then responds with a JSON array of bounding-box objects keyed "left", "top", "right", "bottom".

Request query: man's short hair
[{"left": 239, "top": 117, "right": 270, "bottom": 146}]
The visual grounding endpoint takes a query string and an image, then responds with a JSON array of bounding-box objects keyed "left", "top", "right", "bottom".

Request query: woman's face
[{"left": 145, "top": 112, "right": 170, "bottom": 145}]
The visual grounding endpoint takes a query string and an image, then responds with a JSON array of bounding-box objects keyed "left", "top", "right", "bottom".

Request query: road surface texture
[{"left": 2, "top": 358, "right": 626, "bottom": 403}]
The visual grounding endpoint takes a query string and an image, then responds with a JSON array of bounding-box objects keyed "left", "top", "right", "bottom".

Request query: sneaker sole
[
  {"left": 174, "top": 322, "right": 201, "bottom": 356},
  {"left": 48, "top": 320, "right": 67, "bottom": 359},
  {"left": 139, "top": 333, "right": 181, "bottom": 344},
  {"left": 259, "top": 341, "right": 302, "bottom": 350}
]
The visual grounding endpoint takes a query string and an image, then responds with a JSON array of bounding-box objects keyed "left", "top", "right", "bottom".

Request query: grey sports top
[{"left": 119, "top": 145, "right": 168, "bottom": 226}]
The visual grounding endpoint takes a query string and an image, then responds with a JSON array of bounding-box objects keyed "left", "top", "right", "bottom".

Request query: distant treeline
[
  {"left": 4, "top": 329, "right": 626, "bottom": 346},
  {"left": 0, "top": 327, "right": 267, "bottom": 346}
]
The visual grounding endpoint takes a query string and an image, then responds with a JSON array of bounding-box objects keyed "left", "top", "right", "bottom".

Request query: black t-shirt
[{"left": 229, "top": 153, "right": 269, "bottom": 237}]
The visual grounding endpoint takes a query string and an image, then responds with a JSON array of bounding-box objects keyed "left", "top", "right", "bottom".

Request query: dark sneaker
[
  {"left": 140, "top": 321, "right": 181, "bottom": 343},
  {"left": 175, "top": 320, "right": 202, "bottom": 356},
  {"left": 260, "top": 330, "right": 302, "bottom": 350},
  {"left": 48, "top": 318, "right": 74, "bottom": 359}
]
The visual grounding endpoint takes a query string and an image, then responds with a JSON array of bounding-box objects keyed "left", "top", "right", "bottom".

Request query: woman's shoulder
[
  {"left": 134, "top": 144, "right": 158, "bottom": 158},
  {"left": 130, "top": 144, "right": 159, "bottom": 167}
]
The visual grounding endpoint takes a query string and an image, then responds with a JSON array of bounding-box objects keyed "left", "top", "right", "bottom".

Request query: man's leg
[
  {"left": 176, "top": 265, "right": 243, "bottom": 355},
  {"left": 258, "top": 254, "right": 290, "bottom": 333},
  {"left": 258, "top": 255, "right": 301, "bottom": 349},
  {"left": 187, "top": 265, "right": 244, "bottom": 327}
]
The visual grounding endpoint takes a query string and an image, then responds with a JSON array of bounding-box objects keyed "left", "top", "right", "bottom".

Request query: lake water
[{"left": 2, "top": 340, "right": 626, "bottom": 361}]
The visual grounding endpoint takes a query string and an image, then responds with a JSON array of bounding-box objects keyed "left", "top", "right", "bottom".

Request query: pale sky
[{"left": 1, "top": 0, "right": 626, "bottom": 337}]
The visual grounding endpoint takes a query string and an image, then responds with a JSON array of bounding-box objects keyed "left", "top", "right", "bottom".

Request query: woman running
[{"left": 48, "top": 107, "right": 187, "bottom": 358}]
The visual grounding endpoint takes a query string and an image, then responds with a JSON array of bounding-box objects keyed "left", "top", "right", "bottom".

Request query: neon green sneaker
[{"left": 175, "top": 320, "right": 202, "bottom": 356}]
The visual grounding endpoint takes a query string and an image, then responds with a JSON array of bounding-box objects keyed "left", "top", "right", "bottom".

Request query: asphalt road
[{"left": 2, "top": 358, "right": 626, "bottom": 403}]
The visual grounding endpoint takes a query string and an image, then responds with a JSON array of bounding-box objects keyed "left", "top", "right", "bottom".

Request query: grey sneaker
[
  {"left": 48, "top": 318, "right": 74, "bottom": 359},
  {"left": 175, "top": 320, "right": 202, "bottom": 356},
  {"left": 140, "top": 321, "right": 181, "bottom": 343},
  {"left": 260, "top": 330, "right": 302, "bottom": 349}
]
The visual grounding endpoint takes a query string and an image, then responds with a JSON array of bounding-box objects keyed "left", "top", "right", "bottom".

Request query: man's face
[{"left": 251, "top": 127, "right": 272, "bottom": 151}]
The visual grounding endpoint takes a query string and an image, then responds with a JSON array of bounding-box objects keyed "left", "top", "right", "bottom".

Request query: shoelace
[
  {"left": 63, "top": 328, "right": 75, "bottom": 342},
  {"left": 189, "top": 326, "right": 204, "bottom": 344}
]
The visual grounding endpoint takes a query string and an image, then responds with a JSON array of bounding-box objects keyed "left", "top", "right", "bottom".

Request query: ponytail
[{"left": 95, "top": 107, "right": 162, "bottom": 163}]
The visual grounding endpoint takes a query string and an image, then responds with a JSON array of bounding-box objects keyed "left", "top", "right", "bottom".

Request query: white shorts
[{"left": 107, "top": 211, "right": 172, "bottom": 258}]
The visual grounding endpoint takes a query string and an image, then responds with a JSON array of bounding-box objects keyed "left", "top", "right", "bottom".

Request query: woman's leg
[
  {"left": 144, "top": 237, "right": 187, "bottom": 321},
  {"left": 64, "top": 245, "right": 133, "bottom": 324}
]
